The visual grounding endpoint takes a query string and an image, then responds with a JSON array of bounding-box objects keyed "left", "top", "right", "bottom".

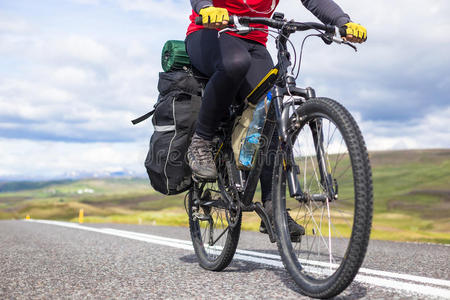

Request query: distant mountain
[
  {"left": 0, "top": 169, "right": 146, "bottom": 182},
  {"left": 60, "top": 169, "right": 143, "bottom": 180},
  {"left": 0, "top": 180, "right": 74, "bottom": 192}
]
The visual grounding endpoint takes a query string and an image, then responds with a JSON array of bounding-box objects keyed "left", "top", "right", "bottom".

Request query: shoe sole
[{"left": 192, "top": 174, "right": 217, "bottom": 183}]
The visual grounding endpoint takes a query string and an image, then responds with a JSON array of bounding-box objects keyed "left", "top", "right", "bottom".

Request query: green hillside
[{"left": 1, "top": 149, "right": 449, "bottom": 244}]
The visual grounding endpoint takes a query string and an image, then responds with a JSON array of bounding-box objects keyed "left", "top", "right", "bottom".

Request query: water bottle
[{"left": 238, "top": 92, "right": 272, "bottom": 169}]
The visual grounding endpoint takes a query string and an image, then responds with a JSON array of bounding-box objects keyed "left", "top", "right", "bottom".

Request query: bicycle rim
[{"left": 273, "top": 98, "right": 373, "bottom": 297}]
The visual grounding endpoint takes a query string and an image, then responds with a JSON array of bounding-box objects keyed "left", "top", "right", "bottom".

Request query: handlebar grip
[{"left": 195, "top": 15, "right": 235, "bottom": 26}]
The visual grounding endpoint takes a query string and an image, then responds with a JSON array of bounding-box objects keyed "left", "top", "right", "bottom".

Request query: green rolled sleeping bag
[{"left": 161, "top": 40, "right": 191, "bottom": 72}]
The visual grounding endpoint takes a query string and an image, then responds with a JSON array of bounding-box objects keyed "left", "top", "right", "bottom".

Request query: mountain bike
[{"left": 186, "top": 13, "right": 373, "bottom": 298}]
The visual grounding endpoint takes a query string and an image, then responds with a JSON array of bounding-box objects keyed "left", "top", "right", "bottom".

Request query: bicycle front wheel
[{"left": 272, "top": 97, "right": 373, "bottom": 298}]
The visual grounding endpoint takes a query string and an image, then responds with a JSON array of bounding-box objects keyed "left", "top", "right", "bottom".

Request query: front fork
[
  {"left": 273, "top": 85, "right": 336, "bottom": 201},
  {"left": 273, "top": 86, "right": 303, "bottom": 199},
  {"left": 309, "top": 119, "right": 337, "bottom": 200}
]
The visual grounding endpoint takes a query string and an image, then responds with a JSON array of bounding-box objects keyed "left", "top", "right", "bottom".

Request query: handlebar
[{"left": 195, "top": 15, "right": 347, "bottom": 37}]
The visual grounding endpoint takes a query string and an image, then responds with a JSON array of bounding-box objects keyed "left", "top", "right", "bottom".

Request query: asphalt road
[{"left": 0, "top": 220, "right": 449, "bottom": 299}]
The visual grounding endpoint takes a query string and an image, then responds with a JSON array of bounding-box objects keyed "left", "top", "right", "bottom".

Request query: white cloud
[
  {"left": 46, "top": 35, "right": 114, "bottom": 64},
  {"left": 50, "top": 66, "right": 96, "bottom": 87},
  {"left": 126, "top": 40, "right": 149, "bottom": 59},
  {"left": 72, "top": 0, "right": 101, "bottom": 4},
  {"left": 0, "top": 138, "right": 148, "bottom": 178},
  {"left": 272, "top": 0, "right": 450, "bottom": 124},
  {"left": 357, "top": 107, "right": 450, "bottom": 150},
  {"left": 0, "top": 16, "right": 160, "bottom": 143},
  {"left": 0, "top": 14, "right": 31, "bottom": 34},
  {"left": 116, "top": 0, "right": 189, "bottom": 21}
]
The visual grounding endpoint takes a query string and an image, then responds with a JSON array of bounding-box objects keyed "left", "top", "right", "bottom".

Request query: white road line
[
  {"left": 101, "top": 227, "right": 450, "bottom": 288},
  {"left": 26, "top": 220, "right": 450, "bottom": 298}
]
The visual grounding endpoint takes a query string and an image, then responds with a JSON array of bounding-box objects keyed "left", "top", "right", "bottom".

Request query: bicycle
[{"left": 186, "top": 13, "right": 373, "bottom": 298}]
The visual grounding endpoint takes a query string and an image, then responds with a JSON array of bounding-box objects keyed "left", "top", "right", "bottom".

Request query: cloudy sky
[{"left": 0, "top": 0, "right": 449, "bottom": 179}]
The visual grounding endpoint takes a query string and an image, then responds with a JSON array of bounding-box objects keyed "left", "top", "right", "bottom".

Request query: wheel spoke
[
  {"left": 331, "top": 139, "right": 346, "bottom": 177},
  {"left": 211, "top": 226, "right": 229, "bottom": 246},
  {"left": 326, "top": 198, "right": 333, "bottom": 268},
  {"left": 306, "top": 204, "right": 333, "bottom": 259},
  {"left": 188, "top": 150, "right": 242, "bottom": 271}
]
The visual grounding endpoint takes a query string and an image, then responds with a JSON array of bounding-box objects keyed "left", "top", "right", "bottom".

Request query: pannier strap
[{"left": 131, "top": 109, "right": 155, "bottom": 125}]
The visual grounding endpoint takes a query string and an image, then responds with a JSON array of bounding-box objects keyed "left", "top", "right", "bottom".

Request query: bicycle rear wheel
[
  {"left": 188, "top": 148, "right": 242, "bottom": 271},
  {"left": 272, "top": 98, "right": 373, "bottom": 298}
]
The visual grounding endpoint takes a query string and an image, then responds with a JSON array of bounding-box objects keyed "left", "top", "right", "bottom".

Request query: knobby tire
[{"left": 272, "top": 97, "right": 373, "bottom": 298}]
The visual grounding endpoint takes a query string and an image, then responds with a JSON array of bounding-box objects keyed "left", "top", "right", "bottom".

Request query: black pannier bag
[{"left": 135, "top": 70, "right": 202, "bottom": 195}]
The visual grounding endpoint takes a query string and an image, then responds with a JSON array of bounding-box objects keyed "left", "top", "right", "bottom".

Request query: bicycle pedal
[
  {"left": 192, "top": 212, "right": 211, "bottom": 221},
  {"left": 259, "top": 226, "right": 268, "bottom": 234},
  {"left": 290, "top": 235, "right": 302, "bottom": 243}
]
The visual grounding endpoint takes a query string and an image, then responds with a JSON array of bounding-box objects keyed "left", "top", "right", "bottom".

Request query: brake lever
[
  {"left": 217, "top": 27, "right": 253, "bottom": 37},
  {"left": 217, "top": 27, "right": 238, "bottom": 37},
  {"left": 331, "top": 27, "right": 358, "bottom": 52},
  {"left": 218, "top": 15, "right": 253, "bottom": 38},
  {"left": 342, "top": 40, "right": 357, "bottom": 52}
]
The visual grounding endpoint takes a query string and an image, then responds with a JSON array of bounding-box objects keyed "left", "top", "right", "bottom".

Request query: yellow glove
[
  {"left": 199, "top": 6, "right": 229, "bottom": 25},
  {"left": 343, "top": 22, "right": 367, "bottom": 42}
]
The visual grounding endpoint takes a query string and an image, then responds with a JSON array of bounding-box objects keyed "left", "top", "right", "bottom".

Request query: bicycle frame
[
  {"left": 240, "top": 82, "right": 315, "bottom": 206},
  {"left": 239, "top": 28, "right": 321, "bottom": 207}
]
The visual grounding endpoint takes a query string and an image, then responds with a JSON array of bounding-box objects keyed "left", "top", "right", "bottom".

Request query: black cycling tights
[
  {"left": 186, "top": 29, "right": 274, "bottom": 140},
  {"left": 186, "top": 29, "right": 276, "bottom": 204}
]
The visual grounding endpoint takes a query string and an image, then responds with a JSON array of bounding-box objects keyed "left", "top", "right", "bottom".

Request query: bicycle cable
[
  {"left": 248, "top": 27, "right": 298, "bottom": 78},
  {"left": 248, "top": 24, "right": 331, "bottom": 111},
  {"left": 260, "top": 21, "right": 329, "bottom": 80},
  {"left": 259, "top": 27, "right": 300, "bottom": 120},
  {"left": 294, "top": 33, "right": 321, "bottom": 80},
  {"left": 252, "top": 27, "right": 303, "bottom": 116},
  {"left": 268, "top": 28, "right": 298, "bottom": 75}
]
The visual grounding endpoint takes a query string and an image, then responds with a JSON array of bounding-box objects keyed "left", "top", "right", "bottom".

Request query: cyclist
[{"left": 186, "top": 0, "right": 367, "bottom": 236}]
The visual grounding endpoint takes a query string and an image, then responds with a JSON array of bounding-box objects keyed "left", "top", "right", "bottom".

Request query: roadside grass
[
  {"left": 77, "top": 207, "right": 190, "bottom": 227},
  {"left": 29, "top": 203, "right": 448, "bottom": 244},
  {"left": 4, "top": 199, "right": 450, "bottom": 244},
  {"left": 1, "top": 149, "right": 449, "bottom": 244},
  {"left": 371, "top": 213, "right": 450, "bottom": 244}
]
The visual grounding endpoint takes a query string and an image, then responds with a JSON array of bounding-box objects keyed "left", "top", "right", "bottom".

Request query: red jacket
[{"left": 187, "top": 0, "right": 280, "bottom": 46}]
